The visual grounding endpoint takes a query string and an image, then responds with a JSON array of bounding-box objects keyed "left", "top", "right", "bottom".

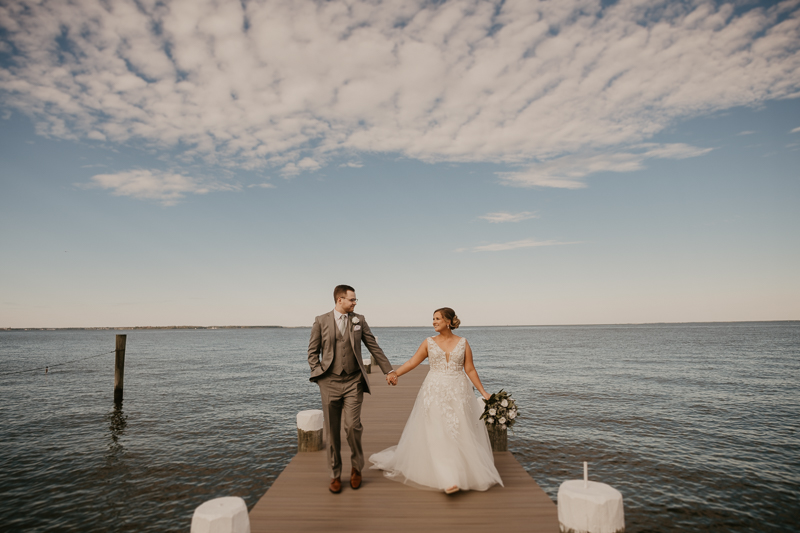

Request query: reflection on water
[
  {"left": 101, "top": 401, "right": 131, "bottom": 530},
  {"left": 107, "top": 401, "right": 127, "bottom": 458},
  {"left": 0, "top": 324, "right": 798, "bottom": 532}
]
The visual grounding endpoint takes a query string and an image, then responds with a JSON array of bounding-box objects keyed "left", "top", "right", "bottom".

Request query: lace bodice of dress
[{"left": 427, "top": 337, "right": 466, "bottom": 374}]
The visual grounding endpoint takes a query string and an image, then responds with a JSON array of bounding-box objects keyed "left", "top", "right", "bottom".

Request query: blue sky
[{"left": 1, "top": 0, "right": 798, "bottom": 327}]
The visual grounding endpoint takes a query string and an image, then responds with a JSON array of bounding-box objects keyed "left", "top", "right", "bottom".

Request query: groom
[{"left": 307, "top": 284, "right": 397, "bottom": 493}]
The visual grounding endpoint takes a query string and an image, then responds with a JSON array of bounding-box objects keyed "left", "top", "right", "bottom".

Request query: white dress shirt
[{"left": 333, "top": 309, "right": 348, "bottom": 336}]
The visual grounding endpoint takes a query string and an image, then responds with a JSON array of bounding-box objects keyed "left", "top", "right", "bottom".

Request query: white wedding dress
[{"left": 369, "top": 337, "right": 503, "bottom": 491}]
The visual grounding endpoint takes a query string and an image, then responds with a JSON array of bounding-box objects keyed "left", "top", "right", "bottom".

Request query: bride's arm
[
  {"left": 394, "top": 340, "right": 429, "bottom": 378},
  {"left": 463, "top": 341, "right": 491, "bottom": 400}
]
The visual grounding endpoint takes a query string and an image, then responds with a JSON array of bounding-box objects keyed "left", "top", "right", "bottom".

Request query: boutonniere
[
  {"left": 351, "top": 317, "right": 360, "bottom": 325},
  {"left": 351, "top": 316, "right": 361, "bottom": 331}
]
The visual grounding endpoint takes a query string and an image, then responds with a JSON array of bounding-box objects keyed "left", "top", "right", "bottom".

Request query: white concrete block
[
  {"left": 296, "top": 409, "right": 324, "bottom": 432},
  {"left": 191, "top": 496, "right": 250, "bottom": 533},
  {"left": 558, "top": 479, "right": 624, "bottom": 533}
]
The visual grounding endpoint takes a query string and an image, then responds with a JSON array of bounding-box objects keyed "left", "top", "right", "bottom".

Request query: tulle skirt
[{"left": 369, "top": 371, "right": 503, "bottom": 492}]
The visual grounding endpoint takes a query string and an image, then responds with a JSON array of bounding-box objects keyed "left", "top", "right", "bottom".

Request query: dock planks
[{"left": 249, "top": 365, "right": 558, "bottom": 532}]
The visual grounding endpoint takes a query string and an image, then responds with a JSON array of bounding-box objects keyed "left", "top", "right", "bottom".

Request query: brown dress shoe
[
  {"left": 329, "top": 477, "right": 342, "bottom": 493},
  {"left": 350, "top": 468, "right": 362, "bottom": 490}
]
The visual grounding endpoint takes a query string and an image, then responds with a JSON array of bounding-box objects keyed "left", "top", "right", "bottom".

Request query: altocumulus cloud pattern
[{"left": 1, "top": 0, "right": 799, "bottom": 202}]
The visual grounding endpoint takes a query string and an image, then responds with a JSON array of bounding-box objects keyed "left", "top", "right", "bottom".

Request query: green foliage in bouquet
[{"left": 480, "top": 389, "right": 519, "bottom": 429}]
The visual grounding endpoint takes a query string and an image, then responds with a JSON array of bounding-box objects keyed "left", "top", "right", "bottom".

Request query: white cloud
[
  {"left": 479, "top": 211, "right": 539, "bottom": 223},
  {"left": 791, "top": 127, "right": 800, "bottom": 133},
  {"left": 467, "top": 239, "right": 578, "bottom": 252},
  {"left": 247, "top": 182, "right": 276, "bottom": 189},
  {"left": 340, "top": 161, "right": 364, "bottom": 168},
  {"left": 737, "top": 131, "right": 756, "bottom": 135},
  {"left": 83, "top": 170, "right": 238, "bottom": 205},
  {"left": 498, "top": 143, "right": 713, "bottom": 188},
  {"left": 281, "top": 157, "right": 322, "bottom": 177},
  {"left": 1, "top": 0, "right": 798, "bottom": 184}
]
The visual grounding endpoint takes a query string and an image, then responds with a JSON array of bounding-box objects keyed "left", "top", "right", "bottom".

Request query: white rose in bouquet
[{"left": 481, "top": 389, "right": 519, "bottom": 430}]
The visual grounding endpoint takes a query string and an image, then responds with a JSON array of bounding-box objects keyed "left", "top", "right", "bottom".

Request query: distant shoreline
[
  {"left": 1, "top": 320, "right": 798, "bottom": 331},
  {"left": 0, "top": 325, "right": 286, "bottom": 331}
]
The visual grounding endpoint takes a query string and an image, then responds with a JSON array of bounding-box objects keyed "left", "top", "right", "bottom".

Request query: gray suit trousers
[{"left": 317, "top": 371, "right": 364, "bottom": 478}]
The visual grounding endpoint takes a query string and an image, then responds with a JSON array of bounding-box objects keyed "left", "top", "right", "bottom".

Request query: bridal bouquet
[{"left": 480, "top": 389, "right": 519, "bottom": 429}]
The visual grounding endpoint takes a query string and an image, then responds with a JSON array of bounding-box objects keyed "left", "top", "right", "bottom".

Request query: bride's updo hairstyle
[{"left": 434, "top": 307, "right": 461, "bottom": 329}]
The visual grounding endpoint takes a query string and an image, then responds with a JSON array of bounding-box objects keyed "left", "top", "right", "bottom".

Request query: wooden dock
[{"left": 250, "top": 365, "right": 558, "bottom": 532}]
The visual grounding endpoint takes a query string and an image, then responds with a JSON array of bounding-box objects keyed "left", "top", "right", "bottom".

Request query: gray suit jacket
[{"left": 307, "top": 311, "right": 393, "bottom": 394}]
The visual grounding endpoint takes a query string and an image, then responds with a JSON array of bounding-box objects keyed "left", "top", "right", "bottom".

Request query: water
[{"left": 1, "top": 323, "right": 798, "bottom": 532}]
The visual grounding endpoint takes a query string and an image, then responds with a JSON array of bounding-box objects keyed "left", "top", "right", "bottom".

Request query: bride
[{"left": 369, "top": 307, "right": 503, "bottom": 494}]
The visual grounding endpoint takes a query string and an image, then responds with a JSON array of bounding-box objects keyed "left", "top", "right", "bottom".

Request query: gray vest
[{"left": 332, "top": 319, "right": 359, "bottom": 375}]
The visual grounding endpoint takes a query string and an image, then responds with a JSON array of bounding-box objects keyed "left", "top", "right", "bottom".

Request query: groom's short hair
[{"left": 334, "top": 284, "right": 355, "bottom": 302}]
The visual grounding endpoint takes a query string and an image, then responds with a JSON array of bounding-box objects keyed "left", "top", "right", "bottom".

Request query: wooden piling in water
[
  {"left": 114, "top": 334, "right": 126, "bottom": 403},
  {"left": 489, "top": 425, "right": 508, "bottom": 452},
  {"left": 296, "top": 410, "right": 324, "bottom": 452}
]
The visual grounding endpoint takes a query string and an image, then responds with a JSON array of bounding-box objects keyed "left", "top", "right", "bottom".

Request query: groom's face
[{"left": 338, "top": 291, "right": 358, "bottom": 313}]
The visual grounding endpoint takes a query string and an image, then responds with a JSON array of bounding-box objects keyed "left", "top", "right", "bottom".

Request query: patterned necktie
[{"left": 338, "top": 314, "right": 346, "bottom": 336}]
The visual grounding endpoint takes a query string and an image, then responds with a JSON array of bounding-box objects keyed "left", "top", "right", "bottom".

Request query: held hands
[{"left": 386, "top": 372, "right": 398, "bottom": 386}]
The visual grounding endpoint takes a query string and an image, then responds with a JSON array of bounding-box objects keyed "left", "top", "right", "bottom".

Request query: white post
[
  {"left": 363, "top": 358, "right": 372, "bottom": 374},
  {"left": 557, "top": 463, "right": 625, "bottom": 533},
  {"left": 191, "top": 496, "right": 250, "bottom": 533},
  {"left": 297, "top": 409, "right": 324, "bottom": 452}
]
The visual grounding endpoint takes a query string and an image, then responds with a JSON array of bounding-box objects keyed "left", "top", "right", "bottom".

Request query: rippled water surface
[{"left": 1, "top": 323, "right": 798, "bottom": 532}]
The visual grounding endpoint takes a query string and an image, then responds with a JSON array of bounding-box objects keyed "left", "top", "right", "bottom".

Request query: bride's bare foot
[{"left": 445, "top": 485, "right": 459, "bottom": 494}]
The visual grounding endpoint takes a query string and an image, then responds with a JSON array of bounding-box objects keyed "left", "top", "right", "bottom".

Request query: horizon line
[{"left": 1, "top": 319, "right": 798, "bottom": 331}]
